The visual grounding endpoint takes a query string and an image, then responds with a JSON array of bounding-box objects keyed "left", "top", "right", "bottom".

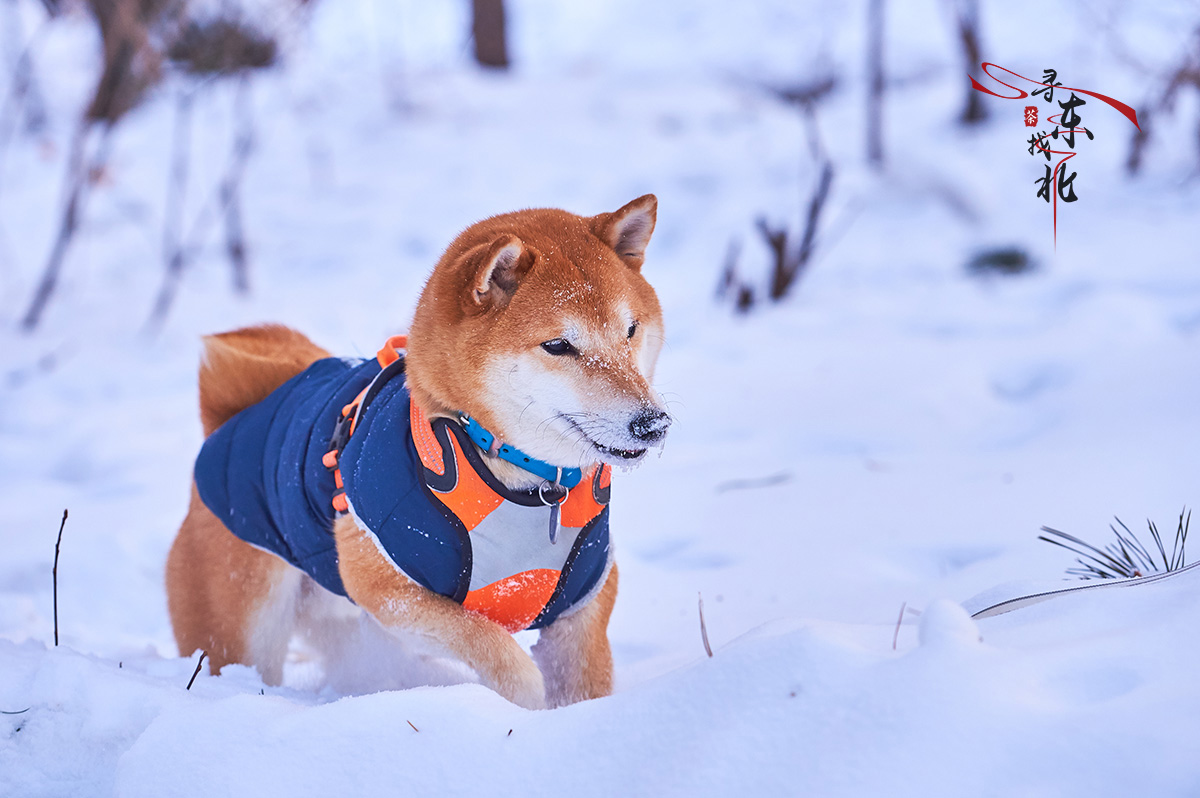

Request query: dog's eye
[
  {"left": 541, "top": 339, "right": 577, "bottom": 356},
  {"left": 627, "top": 322, "right": 638, "bottom": 339}
]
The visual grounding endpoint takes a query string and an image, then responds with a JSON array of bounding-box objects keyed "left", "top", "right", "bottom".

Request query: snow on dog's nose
[{"left": 629, "top": 408, "right": 671, "bottom": 444}]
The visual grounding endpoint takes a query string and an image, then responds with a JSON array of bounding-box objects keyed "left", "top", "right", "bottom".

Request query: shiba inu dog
[{"left": 166, "top": 195, "right": 670, "bottom": 709}]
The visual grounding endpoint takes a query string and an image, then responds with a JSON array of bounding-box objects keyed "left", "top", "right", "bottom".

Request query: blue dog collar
[{"left": 456, "top": 412, "right": 584, "bottom": 489}]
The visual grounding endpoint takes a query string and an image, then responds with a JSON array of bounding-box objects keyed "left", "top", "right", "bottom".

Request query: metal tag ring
[{"left": 538, "top": 482, "right": 567, "bottom": 506}]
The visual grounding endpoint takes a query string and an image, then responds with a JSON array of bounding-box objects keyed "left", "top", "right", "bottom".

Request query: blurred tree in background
[
  {"left": 471, "top": 0, "right": 507, "bottom": 70},
  {"left": 949, "top": 0, "right": 988, "bottom": 125},
  {"left": 10, "top": 0, "right": 288, "bottom": 331},
  {"left": 1126, "top": 27, "right": 1200, "bottom": 175},
  {"left": 1, "top": 0, "right": 1195, "bottom": 329},
  {"left": 147, "top": 11, "right": 279, "bottom": 331},
  {"left": 20, "top": 0, "right": 176, "bottom": 330}
]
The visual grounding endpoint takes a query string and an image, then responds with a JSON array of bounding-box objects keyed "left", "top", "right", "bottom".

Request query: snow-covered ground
[{"left": 2, "top": 0, "right": 1199, "bottom": 795}]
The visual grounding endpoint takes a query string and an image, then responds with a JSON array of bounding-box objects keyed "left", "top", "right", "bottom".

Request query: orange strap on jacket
[
  {"left": 377, "top": 335, "right": 407, "bottom": 367},
  {"left": 325, "top": 335, "right": 409, "bottom": 514}
]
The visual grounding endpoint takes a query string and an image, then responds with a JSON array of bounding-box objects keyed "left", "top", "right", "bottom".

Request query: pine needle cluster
[{"left": 1040, "top": 509, "right": 1190, "bottom": 580}]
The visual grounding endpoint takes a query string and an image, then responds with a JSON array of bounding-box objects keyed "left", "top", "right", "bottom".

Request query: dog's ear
[
  {"left": 469, "top": 234, "right": 531, "bottom": 309},
  {"left": 591, "top": 194, "right": 657, "bottom": 270}
]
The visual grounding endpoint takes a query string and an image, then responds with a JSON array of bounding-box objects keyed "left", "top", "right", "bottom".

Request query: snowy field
[{"left": 2, "top": 0, "right": 1200, "bottom": 795}]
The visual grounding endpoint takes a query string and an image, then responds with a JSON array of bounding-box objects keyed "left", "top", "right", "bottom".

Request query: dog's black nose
[{"left": 629, "top": 409, "right": 672, "bottom": 443}]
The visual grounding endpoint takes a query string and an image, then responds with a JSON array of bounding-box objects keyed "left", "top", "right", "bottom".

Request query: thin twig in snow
[
  {"left": 406, "top": 720, "right": 419, "bottom": 732},
  {"left": 892, "top": 601, "right": 906, "bottom": 650},
  {"left": 186, "top": 651, "right": 207, "bottom": 690},
  {"left": 698, "top": 592, "right": 713, "bottom": 658},
  {"left": 52, "top": 509, "right": 66, "bottom": 646}
]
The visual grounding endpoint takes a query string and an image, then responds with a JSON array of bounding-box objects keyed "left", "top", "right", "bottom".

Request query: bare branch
[{"left": 762, "top": 160, "right": 834, "bottom": 301}]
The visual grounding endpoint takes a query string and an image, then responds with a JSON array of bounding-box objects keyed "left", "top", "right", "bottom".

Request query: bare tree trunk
[
  {"left": 0, "top": 4, "right": 51, "bottom": 201},
  {"left": 20, "top": 0, "right": 164, "bottom": 330},
  {"left": 1126, "top": 52, "right": 1200, "bottom": 175},
  {"left": 161, "top": 89, "right": 192, "bottom": 289},
  {"left": 2, "top": 0, "right": 47, "bottom": 137},
  {"left": 223, "top": 75, "right": 253, "bottom": 294},
  {"left": 866, "top": 0, "right": 885, "bottom": 169},
  {"left": 146, "top": 76, "right": 256, "bottom": 332},
  {"left": 471, "top": 0, "right": 508, "bottom": 70},
  {"left": 1126, "top": 107, "right": 1152, "bottom": 175},
  {"left": 952, "top": 0, "right": 988, "bottom": 125},
  {"left": 19, "top": 121, "right": 111, "bottom": 331},
  {"left": 17, "top": 53, "right": 46, "bottom": 137}
]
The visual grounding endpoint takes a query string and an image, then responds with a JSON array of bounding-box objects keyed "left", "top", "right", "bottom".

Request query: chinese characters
[
  {"left": 968, "top": 62, "right": 1139, "bottom": 245},
  {"left": 1027, "top": 69, "right": 1095, "bottom": 214}
]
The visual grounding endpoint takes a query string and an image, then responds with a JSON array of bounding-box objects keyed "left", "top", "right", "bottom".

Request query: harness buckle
[
  {"left": 327, "top": 407, "right": 357, "bottom": 459},
  {"left": 325, "top": 403, "right": 359, "bottom": 516}
]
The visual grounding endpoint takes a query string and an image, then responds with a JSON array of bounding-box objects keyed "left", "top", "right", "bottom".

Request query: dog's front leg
[
  {"left": 531, "top": 563, "right": 619, "bottom": 708},
  {"left": 333, "top": 516, "right": 546, "bottom": 709}
]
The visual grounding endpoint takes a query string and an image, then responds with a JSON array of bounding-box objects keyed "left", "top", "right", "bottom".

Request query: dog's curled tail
[{"left": 199, "top": 324, "right": 331, "bottom": 436}]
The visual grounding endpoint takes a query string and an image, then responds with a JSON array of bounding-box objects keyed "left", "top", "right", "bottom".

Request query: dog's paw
[
  {"left": 539, "top": 671, "right": 604, "bottom": 709},
  {"left": 490, "top": 654, "right": 547, "bottom": 710}
]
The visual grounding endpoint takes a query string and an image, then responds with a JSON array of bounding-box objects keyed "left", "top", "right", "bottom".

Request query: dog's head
[{"left": 407, "top": 195, "right": 670, "bottom": 477}]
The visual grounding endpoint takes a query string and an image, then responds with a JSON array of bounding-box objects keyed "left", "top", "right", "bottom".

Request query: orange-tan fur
[{"left": 166, "top": 196, "right": 666, "bottom": 709}]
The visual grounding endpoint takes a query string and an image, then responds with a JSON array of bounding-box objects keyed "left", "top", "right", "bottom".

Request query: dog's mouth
[
  {"left": 559, "top": 415, "right": 649, "bottom": 463},
  {"left": 592, "top": 442, "right": 648, "bottom": 461}
]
